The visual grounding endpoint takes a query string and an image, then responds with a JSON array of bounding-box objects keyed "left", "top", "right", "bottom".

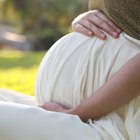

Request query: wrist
[{"left": 64, "top": 107, "right": 87, "bottom": 122}]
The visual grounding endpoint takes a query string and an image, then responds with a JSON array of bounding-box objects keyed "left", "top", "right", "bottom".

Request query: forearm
[{"left": 69, "top": 53, "right": 140, "bottom": 122}]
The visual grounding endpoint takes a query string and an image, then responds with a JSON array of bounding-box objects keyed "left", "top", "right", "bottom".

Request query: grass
[{"left": 0, "top": 50, "right": 46, "bottom": 96}]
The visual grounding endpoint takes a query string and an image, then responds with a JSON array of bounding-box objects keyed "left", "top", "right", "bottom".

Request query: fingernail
[
  {"left": 101, "top": 33, "right": 106, "bottom": 39},
  {"left": 88, "top": 31, "right": 93, "bottom": 35},
  {"left": 112, "top": 32, "right": 119, "bottom": 37},
  {"left": 116, "top": 28, "right": 121, "bottom": 33}
]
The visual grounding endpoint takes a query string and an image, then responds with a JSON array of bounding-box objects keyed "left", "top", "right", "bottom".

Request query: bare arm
[
  {"left": 68, "top": 53, "right": 140, "bottom": 122},
  {"left": 41, "top": 53, "right": 140, "bottom": 122}
]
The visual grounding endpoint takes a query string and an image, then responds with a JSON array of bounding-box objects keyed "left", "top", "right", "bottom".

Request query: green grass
[{"left": 0, "top": 50, "right": 46, "bottom": 96}]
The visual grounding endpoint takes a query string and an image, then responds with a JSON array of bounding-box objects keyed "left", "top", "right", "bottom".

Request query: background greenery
[
  {"left": 0, "top": 0, "right": 87, "bottom": 50},
  {"left": 0, "top": 0, "right": 88, "bottom": 95},
  {"left": 0, "top": 51, "right": 45, "bottom": 95}
]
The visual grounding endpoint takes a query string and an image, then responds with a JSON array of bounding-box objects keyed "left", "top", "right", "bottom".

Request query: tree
[{"left": 0, "top": 0, "right": 87, "bottom": 50}]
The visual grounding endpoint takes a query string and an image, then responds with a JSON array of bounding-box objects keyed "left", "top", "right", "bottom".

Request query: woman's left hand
[{"left": 40, "top": 102, "right": 70, "bottom": 113}]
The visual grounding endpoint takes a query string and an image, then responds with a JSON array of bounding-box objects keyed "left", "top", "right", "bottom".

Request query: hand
[
  {"left": 40, "top": 102, "right": 70, "bottom": 113},
  {"left": 72, "top": 10, "right": 122, "bottom": 40}
]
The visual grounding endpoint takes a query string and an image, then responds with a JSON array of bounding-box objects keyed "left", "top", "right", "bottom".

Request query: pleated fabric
[{"left": 0, "top": 32, "right": 140, "bottom": 140}]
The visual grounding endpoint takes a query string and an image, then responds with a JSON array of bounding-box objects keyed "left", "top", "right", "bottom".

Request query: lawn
[{"left": 0, "top": 50, "right": 46, "bottom": 96}]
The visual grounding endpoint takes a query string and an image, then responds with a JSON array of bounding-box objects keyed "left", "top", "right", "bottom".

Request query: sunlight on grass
[{"left": 0, "top": 50, "right": 46, "bottom": 96}]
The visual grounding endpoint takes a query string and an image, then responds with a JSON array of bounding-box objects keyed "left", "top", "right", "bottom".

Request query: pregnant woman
[{"left": 0, "top": 0, "right": 140, "bottom": 140}]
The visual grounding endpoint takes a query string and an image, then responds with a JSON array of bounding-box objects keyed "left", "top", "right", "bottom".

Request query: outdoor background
[{"left": 0, "top": 0, "right": 88, "bottom": 96}]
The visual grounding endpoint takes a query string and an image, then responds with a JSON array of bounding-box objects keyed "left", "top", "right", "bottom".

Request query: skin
[
  {"left": 71, "top": 10, "right": 122, "bottom": 40},
  {"left": 41, "top": 53, "right": 140, "bottom": 122},
  {"left": 40, "top": 10, "right": 140, "bottom": 122}
]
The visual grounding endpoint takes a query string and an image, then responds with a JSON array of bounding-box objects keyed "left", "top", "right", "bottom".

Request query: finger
[
  {"left": 93, "top": 10, "right": 122, "bottom": 33},
  {"left": 73, "top": 23, "right": 94, "bottom": 36},
  {"left": 88, "top": 14, "right": 120, "bottom": 38},
  {"left": 79, "top": 20, "right": 106, "bottom": 40}
]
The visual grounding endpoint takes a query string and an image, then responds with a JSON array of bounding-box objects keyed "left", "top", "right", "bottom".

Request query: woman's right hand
[{"left": 72, "top": 10, "right": 122, "bottom": 40}]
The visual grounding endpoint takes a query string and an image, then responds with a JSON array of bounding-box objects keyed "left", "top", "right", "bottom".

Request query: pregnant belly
[{"left": 35, "top": 32, "right": 140, "bottom": 108}]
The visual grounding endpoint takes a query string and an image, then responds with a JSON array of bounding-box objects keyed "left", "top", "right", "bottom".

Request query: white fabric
[
  {"left": 0, "top": 89, "right": 37, "bottom": 106},
  {"left": 0, "top": 32, "right": 140, "bottom": 140}
]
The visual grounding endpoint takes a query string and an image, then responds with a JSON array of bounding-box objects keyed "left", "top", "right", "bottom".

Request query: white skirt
[{"left": 0, "top": 32, "right": 140, "bottom": 140}]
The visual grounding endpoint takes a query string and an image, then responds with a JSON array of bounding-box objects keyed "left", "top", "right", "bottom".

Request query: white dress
[{"left": 0, "top": 32, "right": 140, "bottom": 140}]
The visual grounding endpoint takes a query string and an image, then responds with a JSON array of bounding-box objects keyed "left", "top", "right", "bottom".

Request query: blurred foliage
[
  {"left": 0, "top": 0, "right": 87, "bottom": 50},
  {"left": 0, "top": 51, "right": 46, "bottom": 95}
]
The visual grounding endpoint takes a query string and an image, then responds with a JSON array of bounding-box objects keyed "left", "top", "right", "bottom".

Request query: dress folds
[{"left": 0, "top": 32, "right": 140, "bottom": 140}]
